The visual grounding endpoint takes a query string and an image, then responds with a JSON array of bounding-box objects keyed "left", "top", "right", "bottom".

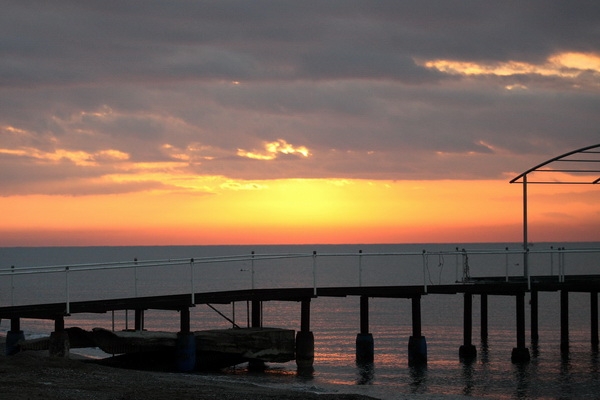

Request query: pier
[{"left": 1, "top": 247, "right": 600, "bottom": 371}]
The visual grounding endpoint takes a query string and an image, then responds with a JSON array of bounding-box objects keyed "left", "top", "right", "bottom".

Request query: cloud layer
[{"left": 2, "top": 1, "right": 599, "bottom": 196}]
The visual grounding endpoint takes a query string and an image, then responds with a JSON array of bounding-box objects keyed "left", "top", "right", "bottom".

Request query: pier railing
[{"left": 1, "top": 246, "right": 599, "bottom": 310}]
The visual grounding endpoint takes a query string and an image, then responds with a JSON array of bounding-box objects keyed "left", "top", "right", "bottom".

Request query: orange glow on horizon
[{"left": 0, "top": 178, "right": 598, "bottom": 246}]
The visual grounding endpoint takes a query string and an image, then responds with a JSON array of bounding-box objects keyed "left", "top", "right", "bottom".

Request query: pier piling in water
[
  {"left": 480, "top": 294, "right": 488, "bottom": 343},
  {"left": 530, "top": 290, "right": 539, "bottom": 344},
  {"left": 561, "top": 290, "right": 569, "bottom": 354},
  {"left": 296, "top": 299, "right": 314, "bottom": 371},
  {"left": 459, "top": 293, "right": 477, "bottom": 360},
  {"left": 511, "top": 292, "right": 530, "bottom": 363},
  {"left": 356, "top": 295, "right": 374, "bottom": 364},
  {"left": 592, "top": 291, "right": 599, "bottom": 348},
  {"left": 408, "top": 295, "right": 427, "bottom": 365}
]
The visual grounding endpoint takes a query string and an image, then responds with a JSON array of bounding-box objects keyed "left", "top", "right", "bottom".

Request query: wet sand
[{"left": 0, "top": 343, "right": 377, "bottom": 400}]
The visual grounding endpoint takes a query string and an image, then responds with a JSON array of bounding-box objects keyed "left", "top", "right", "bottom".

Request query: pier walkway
[{"left": 1, "top": 247, "right": 599, "bottom": 369}]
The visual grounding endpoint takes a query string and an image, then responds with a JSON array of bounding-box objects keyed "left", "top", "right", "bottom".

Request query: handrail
[{"left": 2, "top": 246, "right": 599, "bottom": 310}]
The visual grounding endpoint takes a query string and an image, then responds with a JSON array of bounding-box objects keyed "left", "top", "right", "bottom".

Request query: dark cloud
[{"left": 1, "top": 1, "right": 599, "bottom": 194}]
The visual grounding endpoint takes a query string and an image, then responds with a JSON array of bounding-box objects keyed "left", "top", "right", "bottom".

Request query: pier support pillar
[
  {"left": 459, "top": 293, "right": 477, "bottom": 360},
  {"left": 251, "top": 300, "right": 261, "bottom": 328},
  {"left": 511, "top": 292, "right": 530, "bottom": 363},
  {"left": 248, "top": 300, "right": 266, "bottom": 370},
  {"left": 296, "top": 299, "right": 314, "bottom": 371},
  {"left": 592, "top": 292, "right": 599, "bottom": 349},
  {"left": 480, "top": 294, "right": 488, "bottom": 343},
  {"left": 530, "top": 290, "right": 539, "bottom": 344},
  {"left": 408, "top": 295, "right": 427, "bottom": 365},
  {"left": 49, "top": 316, "right": 70, "bottom": 358},
  {"left": 356, "top": 295, "right": 374, "bottom": 364},
  {"left": 6, "top": 318, "right": 24, "bottom": 356},
  {"left": 561, "top": 290, "right": 569, "bottom": 354},
  {"left": 176, "top": 307, "right": 196, "bottom": 372},
  {"left": 134, "top": 309, "right": 144, "bottom": 331}
]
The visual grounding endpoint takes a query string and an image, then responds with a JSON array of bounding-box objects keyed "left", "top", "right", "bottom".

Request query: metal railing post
[
  {"left": 65, "top": 266, "right": 70, "bottom": 315},
  {"left": 358, "top": 250, "right": 363, "bottom": 287},
  {"left": 10, "top": 265, "right": 15, "bottom": 306},
  {"left": 559, "top": 247, "right": 565, "bottom": 283},
  {"left": 455, "top": 248, "right": 459, "bottom": 282},
  {"left": 505, "top": 247, "right": 509, "bottom": 282},
  {"left": 134, "top": 258, "right": 138, "bottom": 297},
  {"left": 313, "top": 251, "right": 317, "bottom": 296},
  {"left": 550, "top": 246, "right": 554, "bottom": 276},
  {"left": 526, "top": 248, "right": 531, "bottom": 290},
  {"left": 422, "top": 250, "right": 428, "bottom": 293},
  {"left": 190, "top": 258, "right": 195, "bottom": 304},
  {"left": 251, "top": 251, "right": 255, "bottom": 290}
]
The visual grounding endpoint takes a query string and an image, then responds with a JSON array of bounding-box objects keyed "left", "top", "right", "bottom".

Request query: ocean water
[{"left": 1, "top": 243, "right": 600, "bottom": 399}]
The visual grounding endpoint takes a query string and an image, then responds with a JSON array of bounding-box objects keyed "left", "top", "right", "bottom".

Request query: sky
[{"left": 1, "top": 1, "right": 599, "bottom": 246}]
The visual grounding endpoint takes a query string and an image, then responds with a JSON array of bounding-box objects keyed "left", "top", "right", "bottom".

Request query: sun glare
[{"left": 0, "top": 176, "right": 596, "bottom": 246}]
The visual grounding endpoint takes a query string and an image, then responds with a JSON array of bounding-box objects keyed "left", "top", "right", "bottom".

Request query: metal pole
[
  {"left": 65, "top": 266, "right": 70, "bottom": 315},
  {"left": 10, "top": 265, "right": 14, "bottom": 306},
  {"left": 523, "top": 174, "right": 529, "bottom": 278},
  {"left": 422, "top": 250, "right": 428, "bottom": 294},
  {"left": 455, "top": 248, "right": 459, "bottom": 282},
  {"left": 190, "top": 258, "right": 195, "bottom": 304},
  {"left": 251, "top": 251, "right": 255, "bottom": 290},
  {"left": 550, "top": 246, "right": 554, "bottom": 276},
  {"left": 134, "top": 258, "right": 138, "bottom": 297},
  {"left": 312, "top": 251, "right": 317, "bottom": 296},
  {"left": 358, "top": 250, "right": 363, "bottom": 287},
  {"left": 505, "top": 247, "right": 509, "bottom": 282}
]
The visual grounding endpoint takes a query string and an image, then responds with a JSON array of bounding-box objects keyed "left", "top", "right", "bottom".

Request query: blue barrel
[{"left": 176, "top": 332, "right": 196, "bottom": 372}]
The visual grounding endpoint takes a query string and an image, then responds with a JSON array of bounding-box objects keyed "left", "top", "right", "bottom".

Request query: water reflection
[
  {"left": 479, "top": 340, "right": 489, "bottom": 364},
  {"left": 512, "top": 362, "right": 531, "bottom": 399},
  {"left": 461, "top": 357, "right": 476, "bottom": 396},
  {"left": 355, "top": 361, "right": 374, "bottom": 385},
  {"left": 408, "top": 364, "right": 428, "bottom": 393},
  {"left": 559, "top": 352, "right": 574, "bottom": 398}
]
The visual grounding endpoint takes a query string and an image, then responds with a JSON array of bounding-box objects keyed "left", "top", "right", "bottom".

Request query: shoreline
[{"left": 0, "top": 337, "right": 378, "bottom": 400}]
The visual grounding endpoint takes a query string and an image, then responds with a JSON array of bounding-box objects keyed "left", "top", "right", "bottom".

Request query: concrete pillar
[
  {"left": 176, "top": 307, "right": 196, "bottom": 372},
  {"left": 134, "top": 309, "right": 144, "bottom": 331},
  {"left": 356, "top": 295, "right": 374, "bottom": 364},
  {"left": 6, "top": 318, "right": 25, "bottom": 356},
  {"left": 408, "top": 295, "right": 427, "bottom": 365},
  {"left": 480, "top": 294, "right": 488, "bottom": 343},
  {"left": 49, "top": 316, "right": 70, "bottom": 358},
  {"left": 459, "top": 293, "right": 477, "bottom": 359},
  {"left": 592, "top": 291, "right": 599, "bottom": 348},
  {"left": 511, "top": 292, "right": 530, "bottom": 363},
  {"left": 296, "top": 299, "right": 314, "bottom": 371},
  {"left": 252, "top": 300, "right": 261, "bottom": 328},
  {"left": 530, "top": 290, "right": 539, "bottom": 344},
  {"left": 561, "top": 290, "right": 569, "bottom": 354}
]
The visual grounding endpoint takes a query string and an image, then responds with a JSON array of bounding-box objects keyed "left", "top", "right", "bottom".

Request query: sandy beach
[{"left": 0, "top": 341, "right": 377, "bottom": 400}]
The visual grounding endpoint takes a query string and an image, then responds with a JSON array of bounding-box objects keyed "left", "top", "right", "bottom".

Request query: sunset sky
[{"left": 1, "top": 1, "right": 599, "bottom": 246}]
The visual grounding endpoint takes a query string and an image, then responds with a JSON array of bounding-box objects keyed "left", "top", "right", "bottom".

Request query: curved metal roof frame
[
  {"left": 508, "top": 143, "right": 600, "bottom": 281},
  {"left": 510, "top": 143, "right": 600, "bottom": 184}
]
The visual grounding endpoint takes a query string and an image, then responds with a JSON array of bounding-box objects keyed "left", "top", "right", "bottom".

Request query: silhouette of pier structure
[{"left": 1, "top": 247, "right": 600, "bottom": 371}]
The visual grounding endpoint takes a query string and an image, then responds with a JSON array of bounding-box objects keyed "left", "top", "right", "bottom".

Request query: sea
[{"left": 1, "top": 242, "right": 600, "bottom": 399}]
